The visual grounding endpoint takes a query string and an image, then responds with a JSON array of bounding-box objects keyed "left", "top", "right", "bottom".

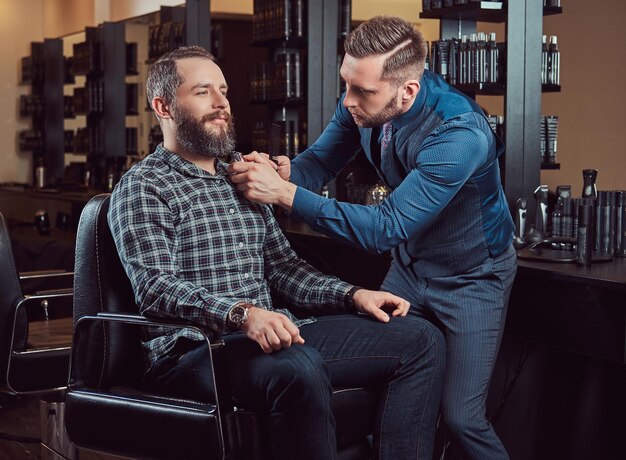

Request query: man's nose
[
  {"left": 343, "top": 90, "right": 356, "bottom": 108},
  {"left": 213, "top": 91, "right": 229, "bottom": 109}
]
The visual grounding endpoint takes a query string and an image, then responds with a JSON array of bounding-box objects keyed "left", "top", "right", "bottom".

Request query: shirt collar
[{"left": 154, "top": 144, "right": 229, "bottom": 179}]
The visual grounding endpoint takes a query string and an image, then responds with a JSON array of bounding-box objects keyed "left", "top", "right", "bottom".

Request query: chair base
[{"left": 40, "top": 397, "right": 78, "bottom": 460}]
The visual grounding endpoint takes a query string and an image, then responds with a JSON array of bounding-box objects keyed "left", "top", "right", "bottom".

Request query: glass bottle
[{"left": 581, "top": 169, "right": 598, "bottom": 199}]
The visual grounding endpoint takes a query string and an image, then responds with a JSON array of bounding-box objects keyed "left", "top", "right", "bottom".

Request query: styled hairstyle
[
  {"left": 146, "top": 46, "right": 216, "bottom": 112},
  {"left": 344, "top": 16, "right": 427, "bottom": 86}
]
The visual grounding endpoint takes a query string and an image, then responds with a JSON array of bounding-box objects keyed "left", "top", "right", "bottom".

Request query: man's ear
[
  {"left": 401, "top": 80, "right": 420, "bottom": 103},
  {"left": 151, "top": 97, "right": 172, "bottom": 119}
]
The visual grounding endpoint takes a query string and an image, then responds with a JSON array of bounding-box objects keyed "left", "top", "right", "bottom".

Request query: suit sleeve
[{"left": 290, "top": 117, "right": 490, "bottom": 254}]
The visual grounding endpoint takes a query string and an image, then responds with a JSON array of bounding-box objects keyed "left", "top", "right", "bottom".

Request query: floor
[{"left": 0, "top": 394, "right": 117, "bottom": 460}]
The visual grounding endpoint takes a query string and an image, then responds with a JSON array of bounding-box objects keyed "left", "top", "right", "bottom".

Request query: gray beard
[{"left": 173, "top": 107, "right": 236, "bottom": 158}]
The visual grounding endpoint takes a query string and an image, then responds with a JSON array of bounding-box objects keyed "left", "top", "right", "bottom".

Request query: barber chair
[
  {"left": 0, "top": 212, "right": 76, "bottom": 459},
  {"left": 65, "top": 194, "right": 378, "bottom": 460}
]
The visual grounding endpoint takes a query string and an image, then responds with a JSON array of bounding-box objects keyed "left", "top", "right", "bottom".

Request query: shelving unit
[
  {"left": 421, "top": 0, "right": 563, "bottom": 219},
  {"left": 18, "top": 40, "right": 65, "bottom": 186},
  {"left": 249, "top": 0, "right": 343, "bottom": 158},
  {"left": 71, "top": 22, "right": 138, "bottom": 190}
]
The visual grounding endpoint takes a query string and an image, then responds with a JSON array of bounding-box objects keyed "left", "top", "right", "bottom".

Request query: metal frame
[{"left": 6, "top": 292, "right": 73, "bottom": 395}]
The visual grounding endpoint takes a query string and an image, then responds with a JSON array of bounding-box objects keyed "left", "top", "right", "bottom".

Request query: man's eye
[{"left": 197, "top": 91, "right": 208, "bottom": 95}]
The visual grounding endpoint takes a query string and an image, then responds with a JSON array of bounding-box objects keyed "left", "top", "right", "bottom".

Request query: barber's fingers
[
  {"left": 242, "top": 151, "right": 278, "bottom": 170},
  {"left": 274, "top": 155, "right": 291, "bottom": 181}
]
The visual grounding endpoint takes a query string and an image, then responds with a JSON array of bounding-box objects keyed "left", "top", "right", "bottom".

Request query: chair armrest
[
  {"left": 71, "top": 312, "right": 230, "bottom": 408},
  {"left": 7, "top": 292, "right": 73, "bottom": 354},
  {"left": 19, "top": 270, "right": 74, "bottom": 281},
  {"left": 69, "top": 312, "right": 232, "bottom": 454},
  {"left": 92, "top": 312, "right": 225, "bottom": 349}
]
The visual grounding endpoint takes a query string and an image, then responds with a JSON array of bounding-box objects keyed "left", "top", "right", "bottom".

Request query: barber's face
[
  {"left": 171, "top": 58, "right": 236, "bottom": 157},
  {"left": 340, "top": 53, "right": 403, "bottom": 128}
]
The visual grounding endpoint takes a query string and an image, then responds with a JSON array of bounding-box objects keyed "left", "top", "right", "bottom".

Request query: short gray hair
[{"left": 146, "top": 46, "right": 216, "bottom": 111}]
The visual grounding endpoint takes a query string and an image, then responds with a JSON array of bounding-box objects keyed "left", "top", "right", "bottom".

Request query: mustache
[{"left": 201, "top": 110, "right": 231, "bottom": 123}]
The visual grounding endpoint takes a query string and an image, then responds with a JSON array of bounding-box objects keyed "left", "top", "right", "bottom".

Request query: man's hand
[
  {"left": 228, "top": 152, "right": 297, "bottom": 210},
  {"left": 271, "top": 154, "right": 291, "bottom": 181},
  {"left": 231, "top": 151, "right": 291, "bottom": 181},
  {"left": 240, "top": 307, "right": 305, "bottom": 353},
  {"left": 352, "top": 289, "right": 410, "bottom": 323}
]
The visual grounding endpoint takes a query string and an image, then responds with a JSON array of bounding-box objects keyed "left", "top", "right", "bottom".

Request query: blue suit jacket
[{"left": 290, "top": 70, "right": 514, "bottom": 285}]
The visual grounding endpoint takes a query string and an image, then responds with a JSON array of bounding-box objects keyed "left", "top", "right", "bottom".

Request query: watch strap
[{"left": 344, "top": 286, "right": 362, "bottom": 314}]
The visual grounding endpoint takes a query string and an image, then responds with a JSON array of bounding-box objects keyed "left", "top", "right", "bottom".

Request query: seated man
[{"left": 108, "top": 45, "right": 444, "bottom": 460}]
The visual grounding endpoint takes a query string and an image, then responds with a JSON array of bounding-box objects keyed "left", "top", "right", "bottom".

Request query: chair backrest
[
  {"left": 0, "top": 212, "right": 28, "bottom": 387},
  {"left": 72, "top": 194, "right": 145, "bottom": 389}
]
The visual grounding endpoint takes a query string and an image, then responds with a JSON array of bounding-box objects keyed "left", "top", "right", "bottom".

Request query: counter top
[{"left": 277, "top": 216, "right": 626, "bottom": 291}]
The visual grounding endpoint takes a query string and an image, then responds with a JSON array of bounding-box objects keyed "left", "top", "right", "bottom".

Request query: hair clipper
[{"left": 513, "top": 198, "right": 528, "bottom": 248}]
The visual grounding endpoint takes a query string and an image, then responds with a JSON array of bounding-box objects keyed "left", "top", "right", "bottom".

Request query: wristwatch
[
  {"left": 226, "top": 303, "right": 253, "bottom": 331},
  {"left": 344, "top": 286, "right": 363, "bottom": 314}
]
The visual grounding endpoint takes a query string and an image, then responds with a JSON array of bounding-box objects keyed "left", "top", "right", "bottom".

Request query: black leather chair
[
  {"left": 66, "top": 194, "right": 377, "bottom": 460},
  {"left": 0, "top": 211, "right": 76, "bottom": 458}
]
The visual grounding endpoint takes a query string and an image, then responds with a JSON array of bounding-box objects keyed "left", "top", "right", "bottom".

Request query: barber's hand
[
  {"left": 239, "top": 151, "right": 292, "bottom": 181},
  {"left": 228, "top": 152, "right": 297, "bottom": 210},
  {"left": 352, "top": 289, "right": 410, "bottom": 323},
  {"left": 270, "top": 155, "right": 291, "bottom": 181},
  {"left": 240, "top": 307, "right": 305, "bottom": 353}
]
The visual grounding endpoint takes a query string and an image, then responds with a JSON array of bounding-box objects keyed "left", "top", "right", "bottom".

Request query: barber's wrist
[
  {"left": 344, "top": 286, "right": 363, "bottom": 314},
  {"left": 276, "top": 181, "right": 297, "bottom": 211}
]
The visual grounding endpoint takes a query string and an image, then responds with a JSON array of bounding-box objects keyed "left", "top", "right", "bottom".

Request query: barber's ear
[
  {"left": 152, "top": 97, "right": 172, "bottom": 119},
  {"left": 401, "top": 80, "right": 420, "bottom": 103}
]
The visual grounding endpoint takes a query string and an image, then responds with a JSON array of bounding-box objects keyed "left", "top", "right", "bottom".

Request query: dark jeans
[{"left": 146, "top": 314, "right": 445, "bottom": 460}]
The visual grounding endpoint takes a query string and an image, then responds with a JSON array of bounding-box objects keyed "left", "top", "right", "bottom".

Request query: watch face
[
  {"left": 229, "top": 305, "right": 248, "bottom": 326},
  {"left": 230, "top": 306, "right": 246, "bottom": 324}
]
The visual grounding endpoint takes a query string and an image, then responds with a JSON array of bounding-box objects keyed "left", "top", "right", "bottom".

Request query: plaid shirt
[{"left": 108, "top": 145, "right": 352, "bottom": 368}]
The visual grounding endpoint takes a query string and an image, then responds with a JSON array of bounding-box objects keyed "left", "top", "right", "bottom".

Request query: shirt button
[
  {"left": 244, "top": 273, "right": 250, "bottom": 279},
  {"left": 229, "top": 208, "right": 235, "bottom": 214},
  {"left": 238, "top": 242, "right": 244, "bottom": 248}
]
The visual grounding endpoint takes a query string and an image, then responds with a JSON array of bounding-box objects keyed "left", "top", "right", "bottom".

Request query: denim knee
[
  {"left": 267, "top": 346, "right": 331, "bottom": 410},
  {"left": 398, "top": 316, "right": 446, "bottom": 365}
]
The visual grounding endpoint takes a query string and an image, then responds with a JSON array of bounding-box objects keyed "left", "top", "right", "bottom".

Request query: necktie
[{"left": 381, "top": 122, "right": 393, "bottom": 158}]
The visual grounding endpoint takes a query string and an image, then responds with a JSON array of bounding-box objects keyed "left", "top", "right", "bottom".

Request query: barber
[{"left": 230, "top": 15, "right": 517, "bottom": 460}]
